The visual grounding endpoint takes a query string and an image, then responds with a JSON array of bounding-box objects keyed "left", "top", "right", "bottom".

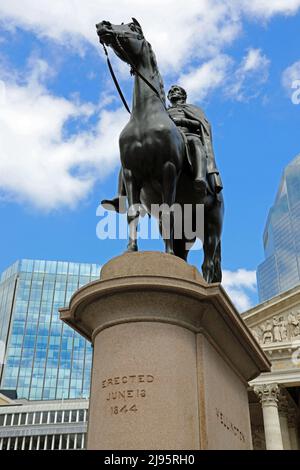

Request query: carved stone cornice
[{"left": 254, "top": 384, "right": 280, "bottom": 406}]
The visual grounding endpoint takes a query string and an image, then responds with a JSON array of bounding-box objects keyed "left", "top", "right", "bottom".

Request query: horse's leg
[
  {"left": 173, "top": 238, "right": 191, "bottom": 261},
  {"left": 161, "top": 161, "right": 177, "bottom": 255},
  {"left": 202, "top": 200, "right": 223, "bottom": 283},
  {"left": 202, "top": 227, "right": 218, "bottom": 283},
  {"left": 123, "top": 168, "right": 140, "bottom": 252},
  {"left": 212, "top": 240, "right": 222, "bottom": 283}
]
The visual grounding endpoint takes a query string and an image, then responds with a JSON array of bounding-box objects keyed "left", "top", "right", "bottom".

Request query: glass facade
[
  {"left": 0, "top": 262, "right": 19, "bottom": 382},
  {"left": 257, "top": 154, "right": 300, "bottom": 302},
  {"left": 0, "top": 259, "right": 100, "bottom": 400}
]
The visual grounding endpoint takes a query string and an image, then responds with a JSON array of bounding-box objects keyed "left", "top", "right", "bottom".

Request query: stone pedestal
[{"left": 60, "top": 252, "right": 270, "bottom": 450}]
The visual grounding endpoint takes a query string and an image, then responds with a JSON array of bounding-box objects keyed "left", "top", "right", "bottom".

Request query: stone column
[
  {"left": 288, "top": 409, "right": 299, "bottom": 450},
  {"left": 278, "top": 394, "right": 291, "bottom": 450},
  {"left": 254, "top": 384, "right": 283, "bottom": 450}
]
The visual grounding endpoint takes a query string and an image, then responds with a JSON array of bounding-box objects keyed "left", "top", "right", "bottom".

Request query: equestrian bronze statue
[{"left": 96, "top": 18, "right": 224, "bottom": 283}]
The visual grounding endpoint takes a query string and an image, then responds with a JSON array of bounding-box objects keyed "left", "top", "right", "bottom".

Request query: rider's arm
[{"left": 175, "top": 117, "right": 200, "bottom": 130}]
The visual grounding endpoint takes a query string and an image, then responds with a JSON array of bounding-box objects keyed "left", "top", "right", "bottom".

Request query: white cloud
[
  {"left": 0, "top": 1, "right": 240, "bottom": 72},
  {"left": 1, "top": 0, "right": 299, "bottom": 73},
  {"left": 226, "top": 48, "right": 270, "bottom": 101},
  {"left": 0, "top": 1, "right": 298, "bottom": 210},
  {"left": 0, "top": 59, "right": 128, "bottom": 210},
  {"left": 237, "top": 0, "right": 300, "bottom": 18},
  {"left": 178, "top": 55, "right": 232, "bottom": 102},
  {"left": 241, "top": 48, "right": 269, "bottom": 73},
  {"left": 177, "top": 48, "right": 270, "bottom": 102},
  {"left": 282, "top": 60, "right": 300, "bottom": 95},
  {"left": 222, "top": 269, "right": 257, "bottom": 312}
]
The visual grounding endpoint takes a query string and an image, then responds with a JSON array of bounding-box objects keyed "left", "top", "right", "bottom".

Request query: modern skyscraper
[
  {"left": 257, "top": 154, "right": 300, "bottom": 302},
  {"left": 0, "top": 259, "right": 100, "bottom": 401}
]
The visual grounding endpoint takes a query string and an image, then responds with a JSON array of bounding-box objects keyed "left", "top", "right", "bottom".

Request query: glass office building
[
  {"left": 0, "top": 259, "right": 100, "bottom": 401},
  {"left": 257, "top": 154, "right": 300, "bottom": 302}
]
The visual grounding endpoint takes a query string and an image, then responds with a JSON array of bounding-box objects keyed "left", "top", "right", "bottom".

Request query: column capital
[{"left": 254, "top": 383, "right": 280, "bottom": 406}]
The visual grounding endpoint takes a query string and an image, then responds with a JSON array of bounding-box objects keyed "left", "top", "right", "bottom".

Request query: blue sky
[{"left": 0, "top": 1, "right": 300, "bottom": 311}]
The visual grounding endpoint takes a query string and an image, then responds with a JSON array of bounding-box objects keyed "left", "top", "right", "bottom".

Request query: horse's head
[{"left": 96, "top": 18, "right": 145, "bottom": 65}]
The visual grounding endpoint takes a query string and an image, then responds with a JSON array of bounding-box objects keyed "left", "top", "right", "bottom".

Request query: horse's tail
[{"left": 213, "top": 240, "right": 222, "bottom": 283}]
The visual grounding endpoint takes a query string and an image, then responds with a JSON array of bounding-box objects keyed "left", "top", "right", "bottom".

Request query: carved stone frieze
[{"left": 251, "top": 310, "right": 300, "bottom": 345}]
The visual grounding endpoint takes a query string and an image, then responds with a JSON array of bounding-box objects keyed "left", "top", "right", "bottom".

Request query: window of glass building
[
  {"left": 56, "top": 411, "right": 63, "bottom": 423},
  {"left": 16, "top": 437, "right": 23, "bottom": 450},
  {"left": 49, "top": 411, "right": 56, "bottom": 423},
  {"left": 61, "top": 434, "right": 68, "bottom": 450},
  {"left": 41, "top": 411, "right": 48, "bottom": 424},
  {"left": 53, "top": 435, "right": 60, "bottom": 450},
  {"left": 1, "top": 437, "right": 9, "bottom": 450},
  {"left": 32, "top": 436, "right": 39, "bottom": 450},
  {"left": 24, "top": 436, "right": 31, "bottom": 450},
  {"left": 27, "top": 413, "right": 34, "bottom": 425},
  {"left": 10, "top": 437, "right": 16, "bottom": 450},
  {"left": 68, "top": 434, "right": 75, "bottom": 450},
  {"left": 34, "top": 412, "right": 41, "bottom": 425},
  {"left": 13, "top": 413, "right": 20, "bottom": 426},
  {"left": 39, "top": 435, "right": 46, "bottom": 450},
  {"left": 5, "top": 414, "right": 12, "bottom": 426}
]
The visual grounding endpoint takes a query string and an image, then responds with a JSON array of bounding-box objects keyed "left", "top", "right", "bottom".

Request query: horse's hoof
[{"left": 126, "top": 244, "right": 138, "bottom": 252}]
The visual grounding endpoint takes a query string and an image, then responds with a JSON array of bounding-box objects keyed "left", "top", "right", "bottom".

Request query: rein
[
  {"left": 102, "top": 43, "right": 131, "bottom": 114},
  {"left": 101, "top": 32, "right": 166, "bottom": 114}
]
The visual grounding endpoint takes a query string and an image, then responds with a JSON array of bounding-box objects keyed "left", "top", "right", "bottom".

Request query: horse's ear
[{"left": 132, "top": 18, "right": 143, "bottom": 31}]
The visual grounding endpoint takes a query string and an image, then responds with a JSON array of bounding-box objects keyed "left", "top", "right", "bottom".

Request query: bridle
[{"left": 100, "top": 29, "right": 166, "bottom": 114}]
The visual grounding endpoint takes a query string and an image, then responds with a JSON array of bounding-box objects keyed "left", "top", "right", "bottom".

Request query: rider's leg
[
  {"left": 187, "top": 137, "right": 207, "bottom": 196},
  {"left": 101, "top": 168, "right": 127, "bottom": 213}
]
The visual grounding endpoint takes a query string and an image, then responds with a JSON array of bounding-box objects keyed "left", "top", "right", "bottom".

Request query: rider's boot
[
  {"left": 101, "top": 196, "right": 126, "bottom": 213},
  {"left": 101, "top": 168, "right": 127, "bottom": 213}
]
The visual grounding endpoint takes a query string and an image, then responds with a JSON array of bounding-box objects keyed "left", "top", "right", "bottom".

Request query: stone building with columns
[{"left": 243, "top": 284, "right": 300, "bottom": 450}]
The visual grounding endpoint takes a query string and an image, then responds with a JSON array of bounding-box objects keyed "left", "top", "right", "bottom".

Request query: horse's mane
[{"left": 146, "top": 41, "right": 166, "bottom": 106}]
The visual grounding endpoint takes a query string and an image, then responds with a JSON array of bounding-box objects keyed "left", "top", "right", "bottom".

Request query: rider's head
[{"left": 167, "top": 85, "right": 187, "bottom": 104}]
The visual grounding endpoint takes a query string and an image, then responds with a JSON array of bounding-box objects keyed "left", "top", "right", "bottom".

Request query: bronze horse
[{"left": 96, "top": 18, "right": 224, "bottom": 283}]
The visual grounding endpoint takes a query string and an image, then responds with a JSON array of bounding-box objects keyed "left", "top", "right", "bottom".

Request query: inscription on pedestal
[
  {"left": 215, "top": 408, "right": 246, "bottom": 443},
  {"left": 102, "top": 374, "right": 155, "bottom": 416}
]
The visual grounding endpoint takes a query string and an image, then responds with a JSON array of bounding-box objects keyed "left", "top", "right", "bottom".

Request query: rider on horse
[
  {"left": 167, "top": 85, "right": 223, "bottom": 198},
  {"left": 102, "top": 85, "right": 223, "bottom": 212}
]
